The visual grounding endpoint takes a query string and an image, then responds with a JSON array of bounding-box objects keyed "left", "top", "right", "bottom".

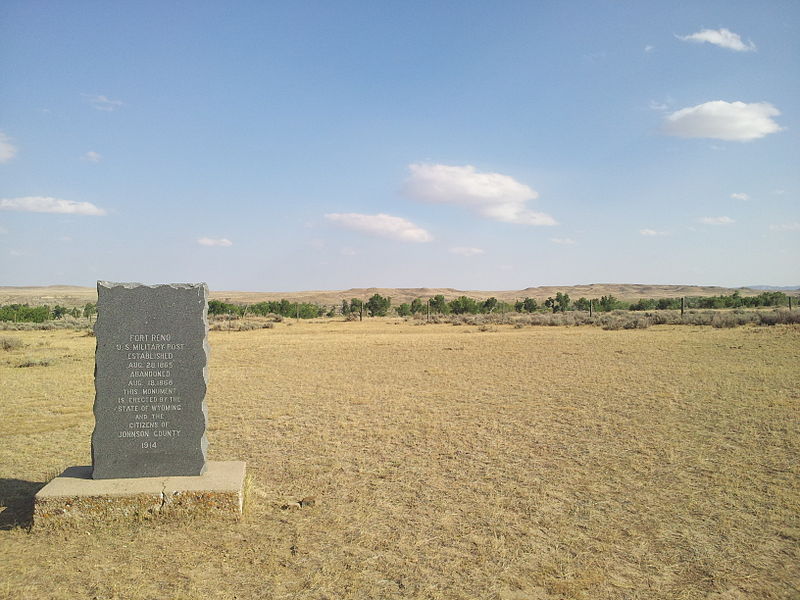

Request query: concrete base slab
[{"left": 33, "top": 461, "right": 246, "bottom": 528}]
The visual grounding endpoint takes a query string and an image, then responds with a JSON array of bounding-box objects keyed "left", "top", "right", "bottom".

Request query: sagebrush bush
[
  {"left": 711, "top": 312, "right": 741, "bottom": 328},
  {"left": 209, "top": 316, "right": 278, "bottom": 331},
  {"left": 594, "top": 312, "right": 652, "bottom": 330},
  {"left": 758, "top": 309, "right": 800, "bottom": 326},
  {"left": 17, "top": 358, "right": 51, "bottom": 367},
  {"left": 0, "top": 336, "right": 24, "bottom": 351},
  {"left": 649, "top": 311, "right": 682, "bottom": 325},
  {"left": 413, "top": 308, "right": 800, "bottom": 330},
  {"left": 0, "top": 317, "right": 93, "bottom": 331}
]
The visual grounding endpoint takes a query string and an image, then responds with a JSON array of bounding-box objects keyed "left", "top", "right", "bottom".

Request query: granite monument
[
  {"left": 91, "top": 281, "right": 209, "bottom": 479},
  {"left": 34, "top": 281, "right": 245, "bottom": 527}
]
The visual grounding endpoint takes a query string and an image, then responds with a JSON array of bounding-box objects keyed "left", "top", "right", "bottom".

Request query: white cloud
[
  {"left": 649, "top": 100, "right": 669, "bottom": 111},
  {"left": 449, "top": 246, "right": 484, "bottom": 256},
  {"left": 340, "top": 247, "right": 358, "bottom": 256},
  {"left": 770, "top": 222, "right": 800, "bottom": 232},
  {"left": 0, "top": 224, "right": 8, "bottom": 234},
  {"left": 404, "top": 163, "right": 556, "bottom": 226},
  {"left": 197, "top": 237, "right": 233, "bottom": 247},
  {"left": 730, "top": 192, "right": 749, "bottom": 201},
  {"left": 325, "top": 212, "right": 432, "bottom": 243},
  {"left": 644, "top": 45, "right": 654, "bottom": 53},
  {"left": 550, "top": 237, "right": 576, "bottom": 245},
  {"left": 640, "top": 228, "right": 668, "bottom": 236},
  {"left": 82, "top": 151, "right": 102, "bottom": 162},
  {"left": 699, "top": 216, "right": 735, "bottom": 225},
  {"left": 0, "top": 196, "right": 106, "bottom": 216},
  {"left": 0, "top": 132, "right": 17, "bottom": 163},
  {"left": 84, "top": 94, "right": 124, "bottom": 111},
  {"left": 677, "top": 28, "right": 755, "bottom": 52},
  {"left": 663, "top": 101, "right": 782, "bottom": 141},
  {"left": 59, "top": 236, "right": 73, "bottom": 243}
]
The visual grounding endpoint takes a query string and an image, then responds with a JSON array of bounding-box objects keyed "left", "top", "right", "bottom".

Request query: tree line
[
  {"left": 0, "top": 290, "right": 793, "bottom": 323},
  {"left": 211, "top": 289, "right": 793, "bottom": 319},
  {"left": 512, "top": 290, "right": 791, "bottom": 313},
  {"left": 628, "top": 290, "right": 789, "bottom": 310},
  {"left": 0, "top": 303, "right": 97, "bottom": 323},
  {"left": 210, "top": 290, "right": 793, "bottom": 319},
  {"left": 208, "top": 299, "right": 329, "bottom": 319}
]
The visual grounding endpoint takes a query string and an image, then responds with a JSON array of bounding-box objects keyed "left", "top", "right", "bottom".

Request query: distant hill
[
  {"left": 746, "top": 285, "right": 800, "bottom": 291},
  {"left": 0, "top": 283, "right": 789, "bottom": 308}
]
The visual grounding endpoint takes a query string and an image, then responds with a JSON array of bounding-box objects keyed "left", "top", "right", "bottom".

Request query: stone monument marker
[
  {"left": 34, "top": 281, "right": 245, "bottom": 527},
  {"left": 91, "top": 281, "right": 209, "bottom": 479}
]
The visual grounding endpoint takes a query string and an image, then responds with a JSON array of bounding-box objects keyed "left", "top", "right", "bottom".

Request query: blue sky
[{"left": 1, "top": 1, "right": 798, "bottom": 290}]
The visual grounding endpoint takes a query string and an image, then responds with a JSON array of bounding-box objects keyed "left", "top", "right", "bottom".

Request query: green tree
[
  {"left": 396, "top": 303, "right": 412, "bottom": 317},
  {"left": 656, "top": 298, "right": 678, "bottom": 310},
  {"left": 481, "top": 297, "right": 498, "bottom": 313},
  {"left": 350, "top": 298, "right": 364, "bottom": 319},
  {"left": 0, "top": 304, "right": 51, "bottom": 322},
  {"left": 341, "top": 299, "right": 351, "bottom": 316},
  {"left": 757, "top": 291, "right": 788, "bottom": 306},
  {"left": 573, "top": 297, "right": 590, "bottom": 311},
  {"left": 629, "top": 298, "right": 656, "bottom": 311},
  {"left": 555, "top": 292, "right": 570, "bottom": 312},
  {"left": 410, "top": 298, "right": 424, "bottom": 314},
  {"left": 496, "top": 301, "right": 514, "bottom": 315},
  {"left": 366, "top": 294, "right": 391, "bottom": 317},
  {"left": 597, "top": 295, "right": 621, "bottom": 312},
  {"left": 83, "top": 303, "right": 97, "bottom": 320},
  {"left": 278, "top": 299, "right": 293, "bottom": 316},
  {"left": 296, "top": 303, "right": 324, "bottom": 318},
  {"left": 522, "top": 297, "right": 538, "bottom": 313},
  {"left": 209, "top": 300, "right": 237, "bottom": 315},
  {"left": 449, "top": 296, "right": 479, "bottom": 314},
  {"left": 249, "top": 302, "right": 269, "bottom": 316},
  {"left": 429, "top": 295, "right": 449, "bottom": 314}
]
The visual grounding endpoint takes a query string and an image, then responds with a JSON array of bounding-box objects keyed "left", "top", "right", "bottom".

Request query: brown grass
[{"left": 0, "top": 322, "right": 798, "bottom": 599}]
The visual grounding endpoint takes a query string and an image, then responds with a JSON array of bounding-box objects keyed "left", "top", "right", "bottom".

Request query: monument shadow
[{"left": 0, "top": 477, "right": 47, "bottom": 530}]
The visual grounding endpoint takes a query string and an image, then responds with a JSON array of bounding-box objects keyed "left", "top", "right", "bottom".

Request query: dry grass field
[{"left": 1, "top": 320, "right": 798, "bottom": 599}]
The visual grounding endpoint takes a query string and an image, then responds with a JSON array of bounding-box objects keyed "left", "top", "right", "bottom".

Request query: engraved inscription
[
  {"left": 110, "top": 333, "right": 184, "bottom": 448},
  {"left": 92, "top": 281, "right": 208, "bottom": 479}
]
